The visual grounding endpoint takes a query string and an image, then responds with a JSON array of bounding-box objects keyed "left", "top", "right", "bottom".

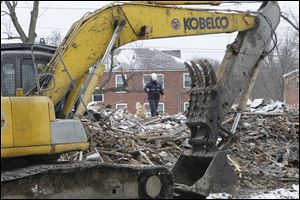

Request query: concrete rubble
[{"left": 61, "top": 99, "right": 299, "bottom": 198}]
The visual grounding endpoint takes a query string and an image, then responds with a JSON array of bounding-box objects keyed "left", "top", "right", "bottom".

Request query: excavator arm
[
  {"left": 30, "top": 1, "right": 257, "bottom": 118},
  {"left": 172, "top": 1, "right": 280, "bottom": 196}
]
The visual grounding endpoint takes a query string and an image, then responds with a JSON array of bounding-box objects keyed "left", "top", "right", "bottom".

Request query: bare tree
[
  {"left": 252, "top": 23, "right": 299, "bottom": 101},
  {"left": 191, "top": 57, "right": 221, "bottom": 71},
  {"left": 1, "top": 18, "right": 20, "bottom": 40},
  {"left": 45, "top": 31, "right": 62, "bottom": 47},
  {"left": 2, "top": 1, "right": 39, "bottom": 43},
  {"left": 281, "top": 11, "right": 299, "bottom": 32},
  {"left": 97, "top": 48, "right": 146, "bottom": 94},
  {"left": 277, "top": 34, "right": 299, "bottom": 73}
]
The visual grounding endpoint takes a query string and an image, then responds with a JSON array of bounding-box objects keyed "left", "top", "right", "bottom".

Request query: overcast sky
[{"left": 1, "top": 1, "right": 299, "bottom": 61}]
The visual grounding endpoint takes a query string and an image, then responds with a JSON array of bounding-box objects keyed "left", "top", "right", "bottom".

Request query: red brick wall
[
  {"left": 99, "top": 70, "right": 190, "bottom": 115},
  {"left": 284, "top": 72, "right": 299, "bottom": 109}
]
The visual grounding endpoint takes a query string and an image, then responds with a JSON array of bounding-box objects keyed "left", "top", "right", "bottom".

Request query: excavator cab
[{"left": 1, "top": 43, "right": 55, "bottom": 97}]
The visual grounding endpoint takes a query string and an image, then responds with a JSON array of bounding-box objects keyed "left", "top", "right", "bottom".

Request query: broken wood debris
[
  {"left": 226, "top": 108, "right": 299, "bottom": 191},
  {"left": 61, "top": 100, "right": 299, "bottom": 193},
  {"left": 61, "top": 107, "right": 189, "bottom": 167}
]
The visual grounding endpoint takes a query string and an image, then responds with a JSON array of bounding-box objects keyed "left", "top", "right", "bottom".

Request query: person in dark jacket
[{"left": 144, "top": 73, "right": 164, "bottom": 117}]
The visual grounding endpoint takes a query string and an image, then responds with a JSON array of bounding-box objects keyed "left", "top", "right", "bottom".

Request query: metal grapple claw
[
  {"left": 184, "top": 60, "right": 219, "bottom": 152},
  {"left": 172, "top": 60, "right": 236, "bottom": 197}
]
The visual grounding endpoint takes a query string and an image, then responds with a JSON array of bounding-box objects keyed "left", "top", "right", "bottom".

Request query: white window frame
[
  {"left": 184, "top": 102, "right": 189, "bottom": 112},
  {"left": 92, "top": 87, "right": 104, "bottom": 102},
  {"left": 115, "top": 74, "right": 127, "bottom": 93},
  {"left": 116, "top": 103, "right": 127, "bottom": 110},
  {"left": 92, "top": 94, "right": 104, "bottom": 102},
  {"left": 144, "top": 102, "right": 165, "bottom": 117},
  {"left": 143, "top": 74, "right": 164, "bottom": 89},
  {"left": 183, "top": 73, "right": 191, "bottom": 88}
]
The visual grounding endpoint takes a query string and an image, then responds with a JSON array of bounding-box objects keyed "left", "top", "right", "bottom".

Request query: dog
[{"left": 135, "top": 101, "right": 146, "bottom": 118}]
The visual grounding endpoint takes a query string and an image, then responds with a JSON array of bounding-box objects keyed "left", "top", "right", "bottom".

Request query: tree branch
[
  {"left": 281, "top": 13, "right": 299, "bottom": 32},
  {"left": 28, "top": 1, "right": 39, "bottom": 42},
  {"left": 1, "top": 31, "right": 20, "bottom": 39},
  {"left": 4, "top": 1, "right": 28, "bottom": 42},
  {"left": 98, "top": 51, "right": 117, "bottom": 89},
  {"left": 1, "top": 10, "right": 10, "bottom": 16},
  {"left": 1, "top": 35, "right": 21, "bottom": 40}
]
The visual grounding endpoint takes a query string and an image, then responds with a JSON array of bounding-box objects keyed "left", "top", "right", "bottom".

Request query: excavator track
[{"left": 1, "top": 161, "right": 174, "bottom": 199}]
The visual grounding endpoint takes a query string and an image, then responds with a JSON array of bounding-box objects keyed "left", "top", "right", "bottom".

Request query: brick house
[
  {"left": 283, "top": 69, "right": 299, "bottom": 109},
  {"left": 92, "top": 48, "right": 191, "bottom": 116}
]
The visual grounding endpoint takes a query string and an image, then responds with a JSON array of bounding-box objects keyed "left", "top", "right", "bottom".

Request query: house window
[
  {"left": 144, "top": 103, "right": 165, "bottom": 117},
  {"left": 183, "top": 73, "right": 191, "bottom": 88},
  {"left": 92, "top": 87, "right": 104, "bottom": 102},
  {"left": 184, "top": 102, "right": 189, "bottom": 112},
  {"left": 116, "top": 103, "right": 127, "bottom": 110},
  {"left": 115, "top": 74, "right": 127, "bottom": 92},
  {"left": 143, "top": 74, "right": 164, "bottom": 89}
]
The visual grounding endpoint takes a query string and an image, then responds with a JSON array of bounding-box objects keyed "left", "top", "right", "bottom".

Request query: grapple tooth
[
  {"left": 184, "top": 62, "right": 196, "bottom": 88},
  {"left": 198, "top": 60, "right": 211, "bottom": 87},
  {"left": 197, "top": 59, "right": 218, "bottom": 87},
  {"left": 190, "top": 61, "right": 204, "bottom": 87},
  {"left": 203, "top": 60, "right": 217, "bottom": 86}
]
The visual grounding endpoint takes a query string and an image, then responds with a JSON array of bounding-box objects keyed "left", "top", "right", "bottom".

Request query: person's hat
[{"left": 151, "top": 73, "right": 157, "bottom": 81}]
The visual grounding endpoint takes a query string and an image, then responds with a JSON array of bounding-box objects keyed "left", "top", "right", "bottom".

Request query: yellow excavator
[{"left": 1, "top": 1, "right": 280, "bottom": 199}]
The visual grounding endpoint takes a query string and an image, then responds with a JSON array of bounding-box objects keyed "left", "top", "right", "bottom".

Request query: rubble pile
[
  {"left": 228, "top": 99, "right": 299, "bottom": 192},
  {"left": 61, "top": 99, "right": 299, "bottom": 192},
  {"left": 62, "top": 106, "right": 190, "bottom": 167},
  {"left": 226, "top": 111, "right": 299, "bottom": 192}
]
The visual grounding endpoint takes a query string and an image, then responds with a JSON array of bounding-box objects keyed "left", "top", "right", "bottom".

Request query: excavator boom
[{"left": 29, "top": 2, "right": 257, "bottom": 118}]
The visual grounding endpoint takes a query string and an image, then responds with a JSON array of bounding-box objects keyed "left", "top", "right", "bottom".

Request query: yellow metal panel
[
  {"left": 48, "top": 99, "right": 56, "bottom": 122},
  {"left": 10, "top": 97, "right": 51, "bottom": 147},
  {"left": 75, "top": 64, "right": 105, "bottom": 119},
  {"left": 1, "top": 143, "right": 89, "bottom": 158},
  {"left": 1, "top": 97, "right": 13, "bottom": 148},
  {"left": 120, "top": 5, "right": 256, "bottom": 39},
  {"left": 62, "top": 73, "right": 87, "bottom": 118}
]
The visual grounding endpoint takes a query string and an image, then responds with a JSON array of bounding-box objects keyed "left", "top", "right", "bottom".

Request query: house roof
[{"left": 108, "top": 48, "right": 189, "bottom": 72}]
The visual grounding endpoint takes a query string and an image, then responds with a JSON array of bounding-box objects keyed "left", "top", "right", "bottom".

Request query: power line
[{"left": 20, "top": 24, "right": 69, "bottom": 30}]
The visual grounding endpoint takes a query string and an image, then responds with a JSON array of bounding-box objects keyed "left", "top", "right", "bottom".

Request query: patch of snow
[
  {"left": 250, "top": 99, "right": 286, "bottom": 113},
  {"left": 173, "top": 56, "right": 190, "bottom": 65},
  {"left": 207, "top": 193, "right": 232, "bottom": 199},
  {"left": 249, "top": 185, "right": 299, "bottom": 199},
  {"left": 255, "top": 101, "right": 284, "bottom": 113},
  {"left": 250, "top": 98, "right": 264, "bottom": 108},
  {"left": 116, "top": 49, "right": 136, "bottom": 66},
  {"left": 247, "top": 99, "right": 252, "bottom": 105},
  {"left": 206, "top": 185, "right": 299, "bottom": 199}
]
